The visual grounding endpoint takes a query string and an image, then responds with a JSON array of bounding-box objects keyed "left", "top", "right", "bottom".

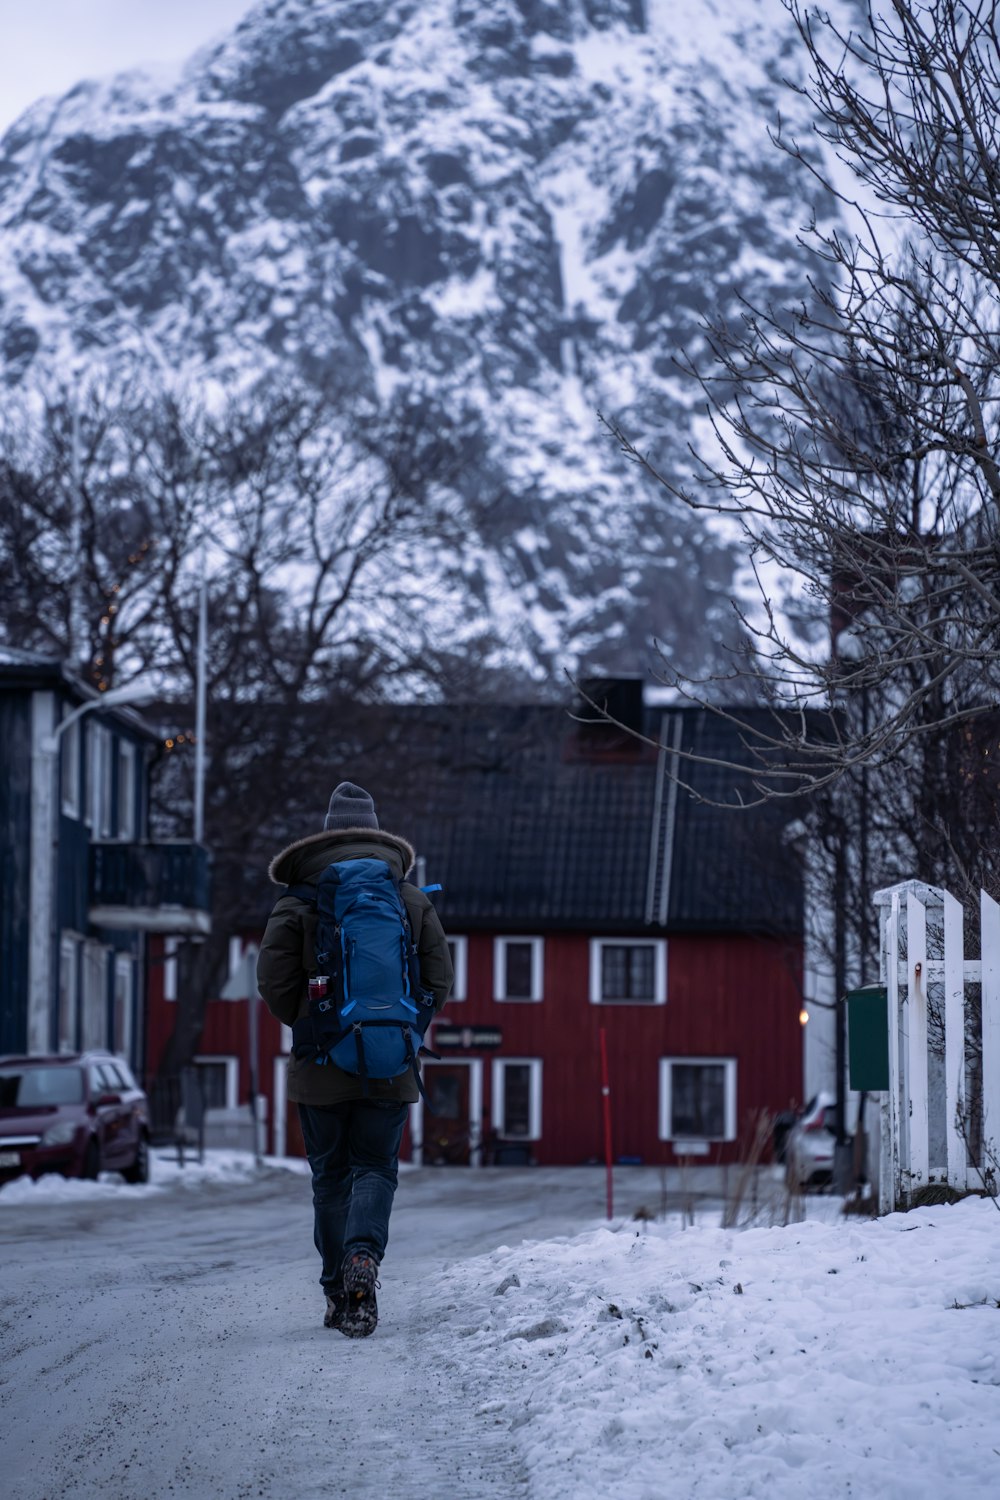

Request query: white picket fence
[{"left": 875, "top": 880, "right": 1000, "bottom": 1213}]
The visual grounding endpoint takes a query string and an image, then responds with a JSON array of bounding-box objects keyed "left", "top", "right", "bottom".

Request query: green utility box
[{"left": 847, "top": 985, "right": 890, "bottom": 1091}]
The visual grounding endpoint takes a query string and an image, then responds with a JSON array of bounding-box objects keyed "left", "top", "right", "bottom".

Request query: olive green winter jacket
[{"left": 256, "top": 828, "right": 453, "bottom": 1106}]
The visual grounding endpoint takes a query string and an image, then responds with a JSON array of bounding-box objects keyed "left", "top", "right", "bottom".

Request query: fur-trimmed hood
[{"left": 267, "top": 828, "right": 417, "bottom": 887}]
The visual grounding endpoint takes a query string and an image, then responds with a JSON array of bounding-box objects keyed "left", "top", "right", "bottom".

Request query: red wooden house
[{"left": 147, "top": 685, "right": 805, "bottom": 1165}]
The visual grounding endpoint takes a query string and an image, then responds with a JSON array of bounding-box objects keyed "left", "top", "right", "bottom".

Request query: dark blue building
[{"left": 0, "top": 648, "right": 210, "bottom": 1072}]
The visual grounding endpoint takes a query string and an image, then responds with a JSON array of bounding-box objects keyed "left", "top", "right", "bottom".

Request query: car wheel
[
  {"left": 82, "top": 1138, "right": 101, "bottom": 1180},
  {"left": 123, "top": 1132, "right": 150, "bottom": 1185}
]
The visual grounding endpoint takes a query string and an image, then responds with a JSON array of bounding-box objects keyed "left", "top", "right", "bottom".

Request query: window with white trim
[
  {"left": 493, "top": 937, "right": 543, "bottom": 1002},
  {"left": 116, "top": 740, "right": 136, "bottom": 840},
  {"left": 491, "top": 1058, "right": 542, "bottom": 1140},
  {"left": 589, "top": 939, "right": 667, "bottom": 1004},
  {"left": 446, "top": 936, "right": 468, "bottom": 1002},
  {"left": 60, "top": 713, "right": 81, "bottom": 818},
  {"left": 659, "top": 1057, "right": 737, "bottom": 1142},
  {"left": 194, "top": 1056, "right": 239, "bottom": 1110}
]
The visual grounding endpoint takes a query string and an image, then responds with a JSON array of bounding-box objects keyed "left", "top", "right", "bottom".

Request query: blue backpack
[{"left": 287, "top": 858, "right": 437, "bottom": 1089}]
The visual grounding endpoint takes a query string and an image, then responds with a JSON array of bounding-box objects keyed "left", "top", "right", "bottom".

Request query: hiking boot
[
  {"left": 323, "top": 1288, "right": 346, "bottom": 1330},
  {"left": 341, "top": 1252, "right": 379, "bottom": 1338}
]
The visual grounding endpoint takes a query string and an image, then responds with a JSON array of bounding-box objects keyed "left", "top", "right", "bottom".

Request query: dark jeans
[{"left": 297, "top": 1100, "right": 408, "bottom": 1294}]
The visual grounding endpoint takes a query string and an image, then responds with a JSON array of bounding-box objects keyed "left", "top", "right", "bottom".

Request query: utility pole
[
  {"left": 68, "top": 395, "right": 88, "bottom": 674},
  {"left": 194, "top": 552, "right": 208, "bottom": 845},
  {"left": 833, "top": 830, "right": 853, "bottom": 1192}
]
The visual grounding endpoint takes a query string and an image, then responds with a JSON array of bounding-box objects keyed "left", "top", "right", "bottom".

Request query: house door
[{"left": 423, "top": 1063, "right": 473, "bottom": 1165}]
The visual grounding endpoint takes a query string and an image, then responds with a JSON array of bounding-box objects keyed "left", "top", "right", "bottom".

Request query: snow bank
[
  {"left": 0, "top": 1148, "right": 310, "bottom": 1205},
  {"left": 428, "top": 1199, "right": 1000, "bottom": 1500}
]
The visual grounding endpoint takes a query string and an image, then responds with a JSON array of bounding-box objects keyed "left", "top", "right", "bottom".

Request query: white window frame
[
  {"left": 589, "top": 938, "right": 667, "bottom": 1005},
  {"left": 447, "top": 935, "right": 468, "bottom": 1002},
  {"left": 659, "top": 1056, "right": 737, "bottom": 1143},
  {"left": 116, "top": 740, "right": 136, "bottom": 840},
  {"left": 493, "top": 936, "right": 544, "bottom": 1002},
  {"left": 194, "top": 1055, "right": 239, "bottom": 1110},
  {"left": 58, "top": 935, "right": 79, "bottom": 1053},
  {"left": 59, "top": 713, "right": 81, "bottom": 818},
  {"left": 491, "top": 1057, "right": 543, "bottom": 1140}
]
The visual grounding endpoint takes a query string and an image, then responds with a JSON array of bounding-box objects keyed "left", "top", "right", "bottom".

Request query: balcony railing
[{"left": 89, "top": 841, "right": 212, "bottom": 935}]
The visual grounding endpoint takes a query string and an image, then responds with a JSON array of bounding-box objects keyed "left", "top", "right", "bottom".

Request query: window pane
[
  {"left": 113, "top": 963, "right": 132, "bottom": 1058},
  {"left": 502, "top": 1064, "right": 531, "bottom": 1136},
  {"left": 601, "top": 945, "right": 627, "bottom": 998},
  {"left": 117, "top": 743, "right": 135, "bottom": 839},
  {"left": 115, "top": 1060, "right": 138, "bottom": 1091},
  {"left": 101, "top": 732, "right": 113, "bottom": 838},
  {"left": 504, "top": 943, "right": 533, "bottom": 999},
  {"left": 81, "top": 946, "right": 108, "bottom": 1051},
  {"left": 601, "top": 944, "right": 655, "bottom": 1000},
  {"left": 671, "top": 1063, "right": 726, "bottom": 1137},
  {"left": 58, "top": 941, "right": 77, "bottom": 1051},
  {"left": 97, "top": 1063, "right": 123, "bottom": 1093},
  {"left": 60, "top": 720, "right": 79, "bottom": 814},
  {"left": 197, "top": 1063, "right": 230, "bottom": 1111},
  {"left": 427, "top": 1072, "right": 461, "bottom": 1120},
  {"left": 628, "top": 947, "right": 655, "bottom": 999},
  {"left": 86, "top": 725, "right": 101, "bottom": 829},
  {"left": 0, "top": 1066, "right": 84, "bottom": 1106}
]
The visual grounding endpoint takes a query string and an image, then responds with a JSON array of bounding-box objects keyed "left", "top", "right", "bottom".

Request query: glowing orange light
[{"left": 799, "top": 1008, "right": 809, "bottom": 1026}]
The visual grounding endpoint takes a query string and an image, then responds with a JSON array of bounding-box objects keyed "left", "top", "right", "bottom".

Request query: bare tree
[
  {"left": 0, "top": 368, "right": 493, "bottom": 1096},
  {"left": 602, "top": 0, "right": 1000, "bottom": 818}
]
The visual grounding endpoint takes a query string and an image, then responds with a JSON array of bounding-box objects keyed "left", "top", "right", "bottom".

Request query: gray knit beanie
[{"left": 323, "top": 781, "right": 379, "bottom": 832}]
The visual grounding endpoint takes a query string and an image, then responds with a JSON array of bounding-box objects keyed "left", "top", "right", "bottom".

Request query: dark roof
[
  {"left": 360, "top": 703, "right": 803, "bottom": 937},
  {"left": 0, "top": 646, "right": 67, "bottom": 682},
  {"left": 0, "top": 653, "right": 160, "bottom": 742}
]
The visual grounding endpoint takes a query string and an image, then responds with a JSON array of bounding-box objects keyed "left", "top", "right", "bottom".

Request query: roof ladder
[{"left": 644, "top": 712, "right": 682, "bottom": 927}]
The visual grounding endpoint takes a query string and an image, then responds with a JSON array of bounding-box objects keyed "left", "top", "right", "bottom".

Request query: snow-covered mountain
[{"left": 0, "top": 0, "right": 835, "bottom": 679}]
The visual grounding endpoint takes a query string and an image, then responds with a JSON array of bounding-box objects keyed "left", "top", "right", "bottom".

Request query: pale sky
[{"left": 0, "top": 1, "right": 256, "bottom": 135}]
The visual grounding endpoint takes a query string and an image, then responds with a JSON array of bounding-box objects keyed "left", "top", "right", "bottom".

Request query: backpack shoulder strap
[{"left": 285, "top": 882, "right": 317, "bottom": 906}]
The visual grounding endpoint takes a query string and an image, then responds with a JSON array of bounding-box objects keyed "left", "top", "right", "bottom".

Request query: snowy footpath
[{"left": 2, "top": 1157, "right": 998, "bottom": 1500}]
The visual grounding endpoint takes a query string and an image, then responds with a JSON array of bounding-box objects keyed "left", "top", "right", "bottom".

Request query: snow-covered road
[
  {"left": 1, "top": 1159, "right": 643, "bottom": 1500},
  {"left": 3, "top": 1159, "right": 999, "bottom": 1500}
]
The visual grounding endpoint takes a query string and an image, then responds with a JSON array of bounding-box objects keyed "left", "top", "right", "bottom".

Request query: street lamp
[{"left": 41, "top": 681, "right": 158, "bottom": 753}]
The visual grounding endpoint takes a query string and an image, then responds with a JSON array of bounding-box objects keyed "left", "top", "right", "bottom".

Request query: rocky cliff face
[{"left": 0, "top": 0, "right": 834, "bottom": 680}]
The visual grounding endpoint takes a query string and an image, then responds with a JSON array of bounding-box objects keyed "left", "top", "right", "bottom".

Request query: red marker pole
[{"left": 599, "top": 1026, "right": 613, "bottom": 1220}]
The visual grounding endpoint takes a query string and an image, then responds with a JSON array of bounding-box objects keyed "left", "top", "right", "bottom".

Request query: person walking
[{"left": 257, "top": 781, "right": 453, "bottom": 1337}]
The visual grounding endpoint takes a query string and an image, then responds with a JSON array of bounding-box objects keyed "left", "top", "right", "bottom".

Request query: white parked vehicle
[{"left": 785, "top": 1092, "right": 843, "bottom": 1189}]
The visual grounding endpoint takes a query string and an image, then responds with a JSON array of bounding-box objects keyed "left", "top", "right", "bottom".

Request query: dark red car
[{"left": 0, "top": 1053, "right": 150, "bottom": 1186}]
